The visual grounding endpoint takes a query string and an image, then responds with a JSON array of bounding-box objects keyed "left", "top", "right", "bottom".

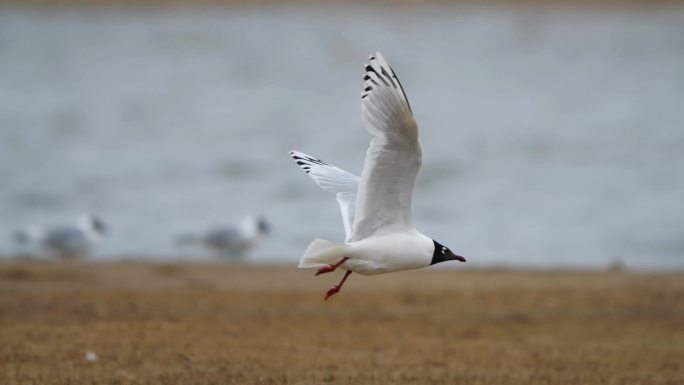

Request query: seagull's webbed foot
[
  {"left": 315, "top": 257, "right": 349, "bottom": 276},
  {"left": 325, "top": 286, "right": 341, "bottom": 300},
  {"left": 324, "top": 270, "right": 352, "bottom": 300}
]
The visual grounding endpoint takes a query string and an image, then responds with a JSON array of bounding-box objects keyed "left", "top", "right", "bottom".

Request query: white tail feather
[{"left": 298, "top": 238, "right": 349, "bottom": 268}]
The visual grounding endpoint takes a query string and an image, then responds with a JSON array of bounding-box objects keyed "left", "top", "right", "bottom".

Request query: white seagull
[
  {"left": 175, "top": 216, "right": 270, "bottom": 259},
  {"left": 289, "top": 52, "right": 466, "bottom": 300},
  {"left": 13, "top": 214, "right": 107, "bottom": 259}
]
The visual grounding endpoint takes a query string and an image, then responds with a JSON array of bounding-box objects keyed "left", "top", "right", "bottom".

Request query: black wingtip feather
[{"left": 362, "top": 54, "right": 414, "bottom": 114}]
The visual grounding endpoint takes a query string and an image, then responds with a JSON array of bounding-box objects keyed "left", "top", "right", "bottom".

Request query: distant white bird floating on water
[
  {"left": 290, "top": 52, "right": 466, "bottom": 300},
  {"left": 175, "top": 216, "right": 270, "bottom": 260},
  {"left": 13, "top": 214, "right": 107, "bottom": 259}
]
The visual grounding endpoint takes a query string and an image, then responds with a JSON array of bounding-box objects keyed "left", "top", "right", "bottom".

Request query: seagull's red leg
[
  {"left": 315, "top": 257, "right": 349, "bottom": 276},
  {"left": 324, "top": 270, "right": 352, "bottom": 300}
]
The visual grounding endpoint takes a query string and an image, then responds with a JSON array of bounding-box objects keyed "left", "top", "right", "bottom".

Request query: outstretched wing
[
  {"left": 352, "top": 52, "right": 421, "bottom": 241},
  {"left": 289, "top": 150, "right": 360, "bottom": 243}
]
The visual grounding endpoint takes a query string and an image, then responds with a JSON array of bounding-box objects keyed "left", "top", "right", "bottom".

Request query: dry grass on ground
[{"left": 0, "top": 261, "right": 683, "bottom": 384}]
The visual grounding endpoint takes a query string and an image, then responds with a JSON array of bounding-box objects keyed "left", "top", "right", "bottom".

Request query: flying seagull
[
  {"left": 13, "top": 214, "right": 107, "bottom": 259},
  {"left": 289, "top": 52, "right": 466, "bottom": 300}
]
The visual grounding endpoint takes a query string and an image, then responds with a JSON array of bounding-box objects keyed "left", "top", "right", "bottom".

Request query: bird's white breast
[{"left": 343, "top": 231, "right": 433, "bottom": 275}]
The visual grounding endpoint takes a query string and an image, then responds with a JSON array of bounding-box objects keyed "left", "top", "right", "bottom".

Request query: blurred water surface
[{"left": 1, "top": 6, "right": 683, "bottom": 269}]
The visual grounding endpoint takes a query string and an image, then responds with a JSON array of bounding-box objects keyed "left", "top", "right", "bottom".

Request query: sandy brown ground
[{"left": 0, "top": 261, "right": 683, "bottom": 385}]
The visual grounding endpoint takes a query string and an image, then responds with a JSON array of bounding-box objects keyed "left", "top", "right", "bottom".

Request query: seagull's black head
[
  {"left": 92, "top": 217, "right": 107, "bottom": 235},
  {"left": 431, "top": 240, "right": 466, "bottom": 265},
  {"left": 256, "top": 217, "right": 270, "bottom": 235}
]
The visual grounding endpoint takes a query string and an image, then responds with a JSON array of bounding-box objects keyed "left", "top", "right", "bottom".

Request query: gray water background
[{"left": 1, "top": 6, "right": 683, "bottom": 269}]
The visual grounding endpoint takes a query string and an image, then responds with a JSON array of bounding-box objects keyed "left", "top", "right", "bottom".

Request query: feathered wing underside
[
  {"left": 289, "top": 151, "right": 360, "bottom": 242},
  {"left": 352, "top": 52, "right": 422, "bottom": 242}
]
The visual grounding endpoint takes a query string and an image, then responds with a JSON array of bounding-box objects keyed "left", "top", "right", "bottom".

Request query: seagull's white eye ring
[{"left": 441, "top": 246, "right": 447, "bottom": 254}]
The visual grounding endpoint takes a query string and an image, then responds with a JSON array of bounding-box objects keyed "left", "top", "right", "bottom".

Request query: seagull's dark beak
[{"left": 444, "top": 248, "right": 466, "bottom": 263}]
